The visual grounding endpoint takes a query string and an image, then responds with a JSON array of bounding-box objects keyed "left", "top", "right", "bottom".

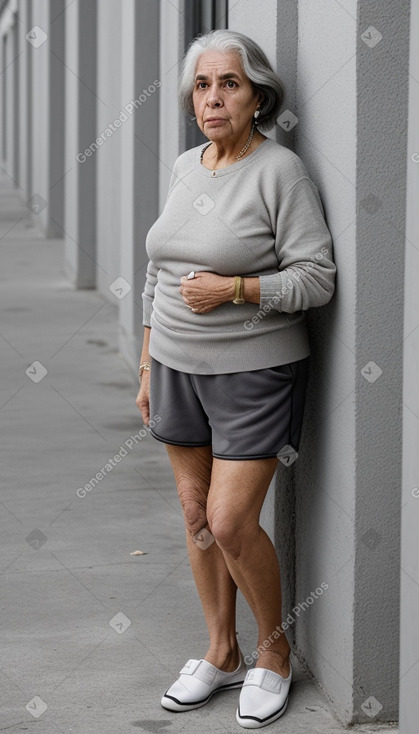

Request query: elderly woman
[{"left": 136, "top": 29, "right": 336, "bottom": 729}]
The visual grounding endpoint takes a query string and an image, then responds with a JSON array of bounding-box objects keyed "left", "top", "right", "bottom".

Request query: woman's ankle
[
  {"left": 255, "top": 648, "right": 291, "bottom": 677},
  {"left": 204, "top": 643, "right": 242, "bottom": 672}
]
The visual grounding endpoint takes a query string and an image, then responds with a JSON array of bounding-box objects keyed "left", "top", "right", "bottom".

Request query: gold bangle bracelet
[
  {"left": 233, "top": 275, "right": 245, "bottom": 304},
  {"left": 138, "top": 361, "right": 151, "bottom": 383}
]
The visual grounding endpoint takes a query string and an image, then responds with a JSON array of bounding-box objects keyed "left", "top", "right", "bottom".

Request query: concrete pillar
[
  {"left": 29, "top": 0, "right": 65, "bottom": 236},
  {"left": 2, "top": 4, "right": 19, "bottom": 184},
  {"left": 292, "top": 0, "right": 358, "bottom": 722},
  {"left": 95, "top": 0, "right": 123, "bottom": 298},
  {"left": 400, "top": 0, "right": 419, "bottom": 728},
  {"left": 119, "top": 0, "right": 160, "bottom": 373},
  {"left": 295, "top": 0, "right": 407, "bottom": 725},
  {"left": 159, "top": 0, "right": 182, "bottom": 212},
  {"left": 351, "top": 1, "right": 406, "bottom": 722},
  {"left": 0, "top": 31, "right": 5, "bottom": 163},
  {"left": 17, "top": 0, "right": 33, "bottom": 198},
  {"left": 64, "top": 0, "right": 97, "bottom": 287},
  {"left": 10, "top": 11, "right": 19, "bottom": 183}
]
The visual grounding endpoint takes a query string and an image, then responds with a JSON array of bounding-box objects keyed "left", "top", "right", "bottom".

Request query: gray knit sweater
[{"left": 142, "top": 137, "right": 336, "bottom": 374}]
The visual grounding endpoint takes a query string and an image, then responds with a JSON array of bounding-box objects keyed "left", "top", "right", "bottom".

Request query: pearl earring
[{"left": 254, "top": 109, "right": 260, "bottom": 119}]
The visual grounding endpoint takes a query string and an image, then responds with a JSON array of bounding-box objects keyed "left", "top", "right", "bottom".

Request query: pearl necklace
[{"left": 200, "top": 121, "right": 256, "bottom": 168}]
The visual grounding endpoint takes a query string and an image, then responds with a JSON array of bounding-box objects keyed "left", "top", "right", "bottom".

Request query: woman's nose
[{"left": 206, "top": 86, "right": 223, "bottom": 107}]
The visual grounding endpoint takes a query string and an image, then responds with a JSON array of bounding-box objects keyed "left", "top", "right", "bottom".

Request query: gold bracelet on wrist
[
  {"left": 138, "top": 361, "right": 151, "bottom": 383},
  {"left": 233, "top": 275, "right": 245, "bottom": 304}
]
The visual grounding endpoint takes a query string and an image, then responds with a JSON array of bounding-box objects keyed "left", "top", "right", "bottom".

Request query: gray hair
[{"left": 179, "top": 29, "right": 284, "bottom": 131}]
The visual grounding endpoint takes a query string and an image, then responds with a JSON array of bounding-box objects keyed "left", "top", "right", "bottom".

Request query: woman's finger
[{"left": 136, "top": 385, "right": 150, "bottom": 425}]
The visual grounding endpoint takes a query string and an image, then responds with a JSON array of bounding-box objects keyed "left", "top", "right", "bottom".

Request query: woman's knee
[
  {"left": 207, "top": 503, "right": 255, "bottom": 559},
  {"left": 177, "top": 478, "right": 208, "bottom": 537}
]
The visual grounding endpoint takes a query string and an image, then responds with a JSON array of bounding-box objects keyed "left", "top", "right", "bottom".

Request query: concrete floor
[{"left": 0, "top": 171, "right": 398, "bottom": 733}]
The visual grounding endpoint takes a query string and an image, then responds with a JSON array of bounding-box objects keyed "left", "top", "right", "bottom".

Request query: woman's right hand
[{"left": 136, "top": 371, "right": 150, "bottom": 426}]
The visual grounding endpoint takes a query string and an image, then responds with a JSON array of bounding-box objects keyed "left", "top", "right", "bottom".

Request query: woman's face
[{"left": 192, "top": 50, "right": 261, "bottom": 144}]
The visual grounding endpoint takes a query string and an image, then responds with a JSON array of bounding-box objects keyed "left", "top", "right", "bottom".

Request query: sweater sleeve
[
  {"left": 259, "top": 177, "right": 336, "bottom": 312},
  {"left": 141, "top": 259, "right": 159, "bottom": 327},
  {"left": 141, "top": 164, "right": 180, "bottom": 327}
]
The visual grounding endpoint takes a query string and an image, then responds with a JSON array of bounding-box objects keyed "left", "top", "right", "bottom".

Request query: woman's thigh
[
  {"left": 165, "top": 444, "right": 213, "bottom": 487},
  {"left": 165, "top": 444, "right": 214, "bottom": 536},
  {"left": 207, "top": 457, "right": 278, "bottom": 532}
]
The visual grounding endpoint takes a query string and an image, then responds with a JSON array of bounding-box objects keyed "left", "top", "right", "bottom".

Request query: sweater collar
[{"left": 194, "top": 137, "right": 273, "bottom": 178}]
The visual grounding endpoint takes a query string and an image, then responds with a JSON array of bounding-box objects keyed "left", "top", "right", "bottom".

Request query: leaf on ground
[{"left": 130, "top": 549, "right": 148, "bottom": 555}]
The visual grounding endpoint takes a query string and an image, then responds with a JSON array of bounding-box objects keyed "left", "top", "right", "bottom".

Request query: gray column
[
  {"left": 3, "top": 7, "right": 19, "bottom": 184},
  {"left": 11, "top": 11, "right": 19, "bottom": 183},
  {"left": 29, "top": 0, "right": 65, "bottom": 236},
  {"left": 17, "top": 0, "right": 33, "bottom": 198},
  {"left": 119, "top": 0, "right": 160, "bottom": 373},
  {"left": 95, "top": 0, "right": 122, "bottom": 298},
  {"left": 1, "top": 31, "right": 6, "bottom": 163},
  {"left": 64, "top": 0, "right": 97, "bottom": 287},
  {"left": 159, "top": 0, "right": 182, "bottom": 211},
  {"left": 292, "top": 0, "right": 358, "bottom": 721},
  {"left": 400, "top": 0, "right": 419, "bottom": 728},
  {"left": 295, "top": 0, "right": 407, "bottom": 724},
  {"left": 351, "top": 0, "right": 406, "bottom": 721}
]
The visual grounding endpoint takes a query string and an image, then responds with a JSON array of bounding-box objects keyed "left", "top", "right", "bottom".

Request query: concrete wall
[{"left": 400, "top": 0, "right": 419, "bottom": 729}]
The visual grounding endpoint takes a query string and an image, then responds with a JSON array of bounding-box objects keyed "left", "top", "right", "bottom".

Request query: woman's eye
[
  {"left": 226, "top": 80, "right": 237, "bottom": 88},
  {"left": 197, "top": 82, "right": 207, "bottom": 89}
]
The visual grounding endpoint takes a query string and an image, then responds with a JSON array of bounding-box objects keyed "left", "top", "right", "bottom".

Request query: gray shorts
[{"left": 149, "top": 357, "right": 310, "bottom": 461}]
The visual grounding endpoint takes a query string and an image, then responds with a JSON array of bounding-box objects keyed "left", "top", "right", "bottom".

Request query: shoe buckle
[{"left": 179, "top": 659, "right": 200, "bottom": 675}]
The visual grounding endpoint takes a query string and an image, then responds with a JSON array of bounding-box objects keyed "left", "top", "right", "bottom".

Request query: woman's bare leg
[
  {"left": 165, "top": 444, "right": 241, "bottom": 672},
  {"left": 207, "top": 458, "right": 291, "bottom": 678}
]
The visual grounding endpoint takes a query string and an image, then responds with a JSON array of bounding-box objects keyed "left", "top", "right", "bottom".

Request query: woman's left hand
[{"left": 179, "top": 271, "right": 234, "bottom": 314}]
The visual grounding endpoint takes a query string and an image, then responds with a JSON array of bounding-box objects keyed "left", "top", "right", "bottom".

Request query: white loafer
[
  {"left": 236, "top": 663, "right": 292, "bottom": 728},
  {"left": 161, "top": 657, "right": 247, "bottom": 712}
]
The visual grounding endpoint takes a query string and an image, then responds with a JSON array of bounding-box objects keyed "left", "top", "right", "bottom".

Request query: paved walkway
[{"left": 0, "top": 170, "right": 397, "bottom": 733}]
